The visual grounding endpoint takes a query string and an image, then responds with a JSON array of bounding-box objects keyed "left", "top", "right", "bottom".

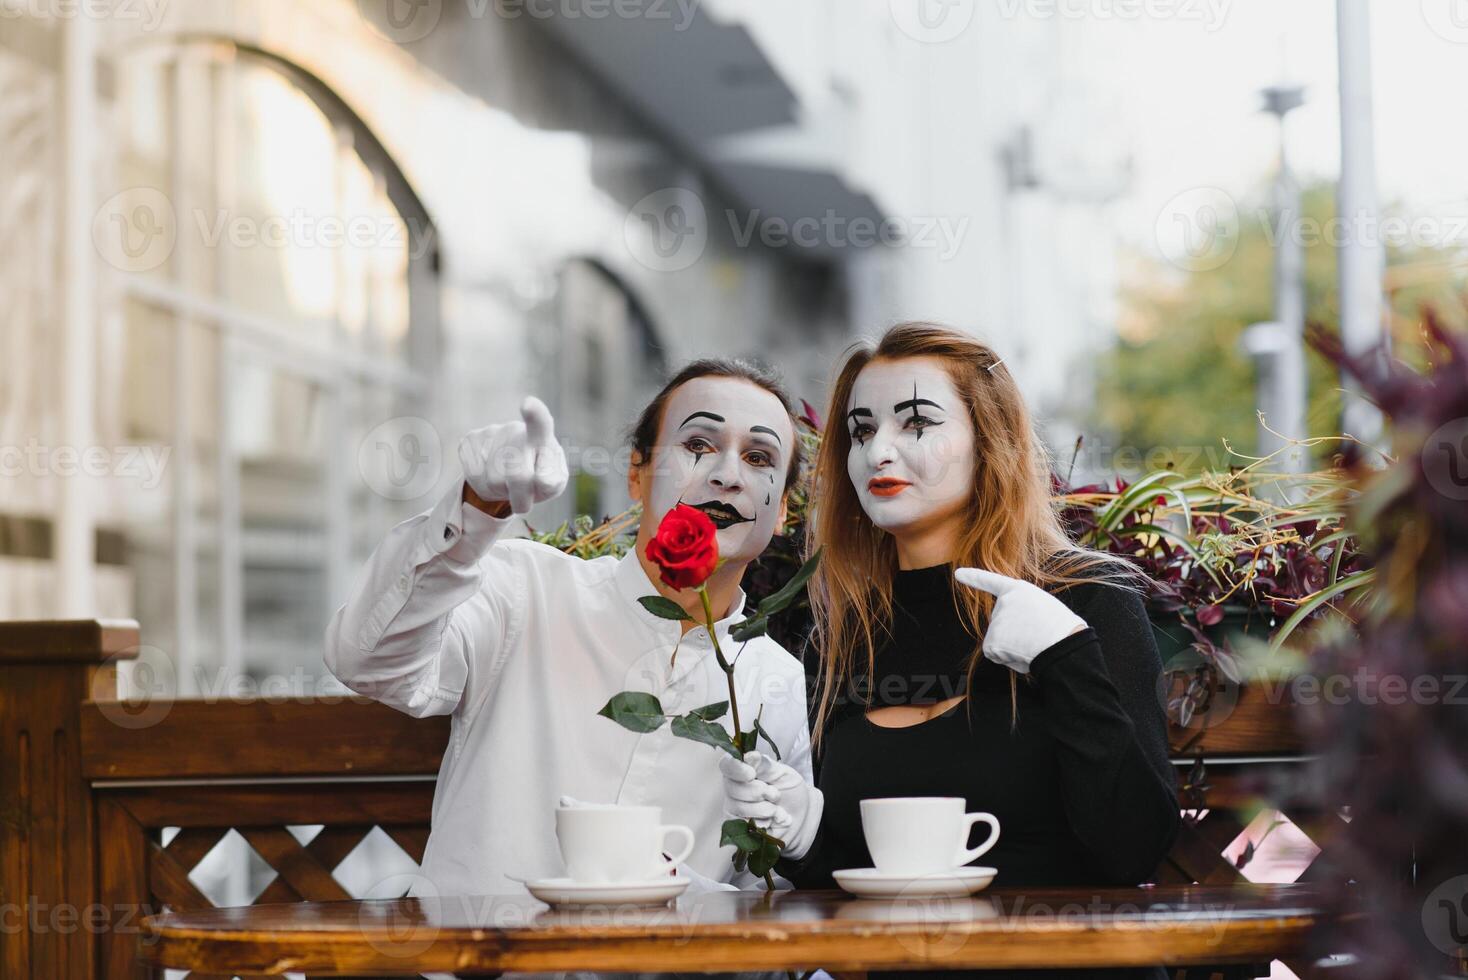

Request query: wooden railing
[{"left": 1, "top": 619, "right": 1340, "bottom": 980}]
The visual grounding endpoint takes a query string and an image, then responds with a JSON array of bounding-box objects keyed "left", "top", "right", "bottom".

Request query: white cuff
[{"left": 427, "top": 478, "right": 515, "bottom": 565}]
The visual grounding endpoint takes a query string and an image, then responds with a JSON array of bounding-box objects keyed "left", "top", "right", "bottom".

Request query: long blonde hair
[{"left": 807, "top": 322, "right": 1144, "bottom": 747}]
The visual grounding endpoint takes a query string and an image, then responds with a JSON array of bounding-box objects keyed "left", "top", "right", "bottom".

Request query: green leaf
[
  {"left": 1268, "top": 568, "right": 1377, "bottom": 652},
  {"left": 748, "top": 837, "right": 782, "bottom": 878},
  {"left": 689, "top": 701, "right": 729, "bottom": 721},
  {"left": 670, "top": 712, "right": 740, "bottom": 758},
  {"left": 638, "top": 595, "right": 694, "bottom": 621},
  {"left": 721, "top": 818, "right": 762, "bottom": 851},
  {"left": 753, "top": 716, "right": 782, "bottom": 761},
  {"left": 596, "top": 692, "right": 666, "bottom": 734},
  {"left": 752, "top": 549, "right": 823, "bottom": 618},
  {"left": 729, "top": 614, "right": 769, "bottom": 643}
]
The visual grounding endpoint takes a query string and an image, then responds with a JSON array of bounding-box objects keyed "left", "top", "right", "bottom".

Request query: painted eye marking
[
  {"left": 894, "top": 385, "right": 944, "bottom": 441},
  {"left": 683, "top": 436, "right": 715, "bottom": 458},
  {"left": 846, "top": 407, "right": 875, "bottom": 446}
]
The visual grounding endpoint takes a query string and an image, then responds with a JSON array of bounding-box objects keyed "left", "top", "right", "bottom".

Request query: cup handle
[
  {"left": 654, "top": 824, "right": 696, "bottom": 875},
  {"left": 956, "top": 812, "right": 1001, "bottom": 865}
]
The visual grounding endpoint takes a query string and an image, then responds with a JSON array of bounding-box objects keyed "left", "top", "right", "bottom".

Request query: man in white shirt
[{"left": 324, "top": 360, "right": 814, "bottom": 901}]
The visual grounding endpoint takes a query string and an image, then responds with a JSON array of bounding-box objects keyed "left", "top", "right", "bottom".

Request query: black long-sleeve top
[{"left": 780, "top": 563, "right": 1181, "bottom": 980}]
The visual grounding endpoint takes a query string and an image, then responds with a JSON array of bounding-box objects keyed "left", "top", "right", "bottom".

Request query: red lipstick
[{"left": 868, "top": 477, "right": 912, "bottom": 497}]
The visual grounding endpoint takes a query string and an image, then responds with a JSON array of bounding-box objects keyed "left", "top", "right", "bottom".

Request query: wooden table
[{"left": 141, "top": 883, "right": 1322, "bottom": 976}]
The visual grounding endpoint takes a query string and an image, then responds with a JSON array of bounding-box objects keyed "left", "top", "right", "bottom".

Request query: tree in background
[{"left": 1094, "top": 180, "right": 1467, "bottom": 474}]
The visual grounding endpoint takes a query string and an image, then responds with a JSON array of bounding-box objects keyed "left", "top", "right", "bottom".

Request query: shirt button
[{"left": 397, "top": 575, "right": 411, "bottom": 593}]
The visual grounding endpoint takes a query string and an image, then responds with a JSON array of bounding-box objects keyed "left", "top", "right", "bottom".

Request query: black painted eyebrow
[
  {"left": 679, "top": 411, "right": 726, "bottom": 428},
  {"left": 893, "top": 398, "right": 943, "bottom": 413},
  {"left": 846, "top": 408, "right": 873, "bottom": 425},
  {"left": 749, "top": 424, "right": 782, "bottom": 445}
]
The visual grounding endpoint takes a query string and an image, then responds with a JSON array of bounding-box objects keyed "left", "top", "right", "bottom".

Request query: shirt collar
[{"left": 613, "top": 550, "right": 749, "bottom": 631}]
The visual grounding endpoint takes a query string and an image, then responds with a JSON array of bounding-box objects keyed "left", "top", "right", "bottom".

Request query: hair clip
[{"left": 985, "top": 357, "right": 1004, "bottom": 373}]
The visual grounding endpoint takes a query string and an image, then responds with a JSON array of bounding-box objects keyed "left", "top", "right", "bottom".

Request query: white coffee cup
[
  {"left": 554, "top": 804, "right": 696, "bottom": 884},
  {"left": 859, "top": 797, "right": 1001, "bottom": 876}
]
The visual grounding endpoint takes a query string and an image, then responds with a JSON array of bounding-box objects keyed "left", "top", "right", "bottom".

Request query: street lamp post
[{"left": 1243, "top": 85, "right": 1309, "bottom": 474}]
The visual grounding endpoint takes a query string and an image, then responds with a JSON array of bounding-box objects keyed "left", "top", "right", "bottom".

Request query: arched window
[
  {"left": 105, "top": 40, "right": 438, "bottom": 691},
  {"left": 554, "top": 258, "right": 664, "bottom": 519}
]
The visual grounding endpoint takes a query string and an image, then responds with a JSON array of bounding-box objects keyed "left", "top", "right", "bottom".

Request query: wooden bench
[{"left": 1, "top": 619, "right": 1342, "bottom": 979}]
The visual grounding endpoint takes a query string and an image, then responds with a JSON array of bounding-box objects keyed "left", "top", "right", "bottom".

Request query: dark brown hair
[{"left": 628, "top": 358, "right": 804, "bottom": 493}]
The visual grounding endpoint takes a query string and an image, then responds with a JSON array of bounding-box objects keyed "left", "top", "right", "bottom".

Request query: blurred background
[{"left": 3, "top": 0, "right": 1466, "bottom": 704}]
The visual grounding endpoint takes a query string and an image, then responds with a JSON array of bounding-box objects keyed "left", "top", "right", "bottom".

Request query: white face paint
[
  {"left": 642, "top": 376, "right": 794, "bottom": 566},
  {"left": 845, "top": 357, "right": 975, "bottom": 539}
]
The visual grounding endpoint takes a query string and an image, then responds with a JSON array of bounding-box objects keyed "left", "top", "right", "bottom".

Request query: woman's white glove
[
  {"left": 955, "top": 567, "right": 1089, "bottom": 675},
  {"left": 717, "top": 751, "right": 823, "bottom": 861},
  {"left": 458, "top": 396, "right": 568, "bottom": 516}
]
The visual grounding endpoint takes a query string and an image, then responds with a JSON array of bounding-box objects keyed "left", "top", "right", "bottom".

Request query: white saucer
[
  {"left": 832, "top": 866, "right": 997, "bottom": 899},
  {"left": 525, "top": 876, "right": 690, "bottom": 907}
]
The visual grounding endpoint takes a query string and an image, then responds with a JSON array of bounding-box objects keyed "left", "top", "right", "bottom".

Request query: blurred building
[{"left": 1, "top": 0, "right": 1126, "bottom": 692}]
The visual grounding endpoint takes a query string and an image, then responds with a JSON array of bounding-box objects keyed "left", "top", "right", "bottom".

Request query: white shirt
[{"left": 324, "top": 479, "right": 814, "bottom": 899}]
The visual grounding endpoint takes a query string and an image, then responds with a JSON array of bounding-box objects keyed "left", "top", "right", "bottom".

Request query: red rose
[{"left": 645, "top": 504, "right": 719, "bottom": 590}]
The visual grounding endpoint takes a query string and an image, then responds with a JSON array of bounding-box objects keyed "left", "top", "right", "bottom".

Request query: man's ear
[
  {"left": 776, "top": 489, "right": 790, "bottom": 530},
  {"left": 627, "top": 449, "right": 646, "bottom": 504}
]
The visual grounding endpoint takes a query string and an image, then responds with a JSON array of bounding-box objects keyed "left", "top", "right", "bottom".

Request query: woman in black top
[{"left": 718, "top": 322, "right": 1181, "bottom": 980}]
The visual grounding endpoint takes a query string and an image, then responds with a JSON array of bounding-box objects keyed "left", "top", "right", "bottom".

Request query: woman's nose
[{"left": 866, "top": 425, "right": 898, "bottom": 469}]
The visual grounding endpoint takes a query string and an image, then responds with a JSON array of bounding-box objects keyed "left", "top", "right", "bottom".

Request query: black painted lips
[{"left": 689, "top": 500, "right": 752, "bottom": 529}]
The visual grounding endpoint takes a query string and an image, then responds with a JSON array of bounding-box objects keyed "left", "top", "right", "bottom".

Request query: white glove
[
  {"left": 718, "top": 751, "right": 822, "bottom": 861},
  {"left": 955, "top": 567, "right": 1089, "bottom": 675},
  {"left": 458, "top": 396, "right": 568, "bottom": 516}
]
